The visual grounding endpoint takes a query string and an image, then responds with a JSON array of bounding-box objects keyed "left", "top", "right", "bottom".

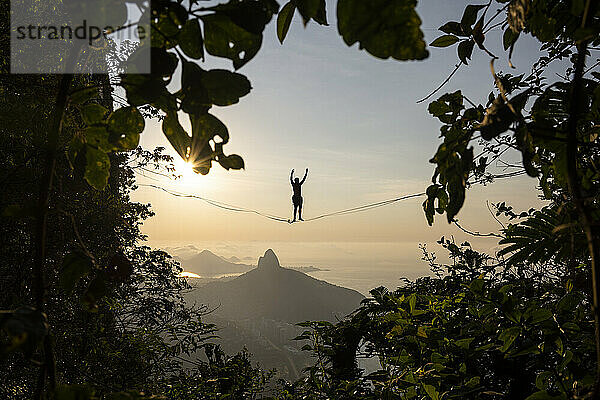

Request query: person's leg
[
  {"left": 293, "top": 204, "right": 298, "bottom": 221},
  {"left": 298, "top": 198, "right": 304, "bottom": 221}
]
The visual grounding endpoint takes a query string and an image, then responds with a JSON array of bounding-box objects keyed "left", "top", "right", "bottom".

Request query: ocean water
[{"left": 151, "top": 240, "right": 443, "bottom": 296}]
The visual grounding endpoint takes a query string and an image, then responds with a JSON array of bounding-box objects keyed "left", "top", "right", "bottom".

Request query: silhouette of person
[{"left": 290, "top": 168, "right": 308, "bottom": 222}]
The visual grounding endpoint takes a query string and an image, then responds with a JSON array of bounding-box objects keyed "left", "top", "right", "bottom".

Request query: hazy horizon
[{"left": 151, "top": 239, "right": 504, "bottom": 295}]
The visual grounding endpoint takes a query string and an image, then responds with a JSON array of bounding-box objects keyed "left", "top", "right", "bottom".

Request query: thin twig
[
  {"left": 584, "top": 59, "right": 600, "bottom": 75},
  {"left": 58, "top": 209, "right": 96, "bottom": 263},
  {"left": 453, "top": 220, "right": 504, "bottom": 238},
  {"left": 487, "top": 201, "right": 506, "bottom": 230},
  {"left": 416, "top": 62, "right": 463, "bottom": 104}
]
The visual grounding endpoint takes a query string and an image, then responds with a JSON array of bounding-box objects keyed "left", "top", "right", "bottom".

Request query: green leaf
[
  {"left": 498, "top": 326, "right": 521, "bottom": 352},
  {"left": 314, "top": 0, "right": 327, "bottom": 25},
  {"left": 153, "top": 3, "right": 186, "bottom": 43},
  {"left": 297, "top": 0, "right": 327, "bottom": 26},
  {"left": 455, "top": 337, "right": 474, "bottom": 350},
  {"left": 504, "top": 307, "right": 522, "bottom": 324},
  {"left": 465, "top": 376, "right": 480, "bottom": 388},
  {"left": 202, "top": 13, "right": 262, "bottom": 70},
  {"left": 297, "top": 0, "right": 318, "bottom": 25},
  {"left": 558, "top": 293, "right": 580, "bottom": 312},
  {"left": 84, "top": 146, "right": 111, "bottom": 190},
  {"left": 422, "top": 384, "right": 439, "bottom": 400},
  {"left": 529, "top": 308, "right": 553, "bottom": 324},
  {"left": 86, "top": 121, "right": 140, "bottom": 154},
  {"left": 84, "top": 126, "right": 114, "bottom": 152},
  {"left": 106, "top": 108, "right": 144, "bottom": 149},
  {"left": 179, "top": 61, "right": 211, "bottom": 115},
  {"left": 510, "top": 344, "right": 540, "bottom": 357},
  {"left": 535, "top": 371, "right": 553, "bottom": 391},
  {"left": 68, "top": 134, "right": 86, "bottom": 165},
  {"left": 277, "top": 1, "right": 296, "bottom": 44},
  {"left": 80, "top": 104, "right": 108, "bottom": 125},
  {"left": 460, "top": 4, "right": 486, "bottom": 32},
  {"left": 191, "top": 113, "right": 230, "bottom": 144},
  {"left": 446, "top": 154, "right": 470, "bottom": 222},
  {"left": 559, "top": 350, "right": 573, "bottom": 369},
  {"left": 428, "top": 100, "right": 451, "bottom": 117},
  {"left": 211, "top": 0, "right": 277, "bottom": 34},
  {"left": 430, "top": 35, "right": 459, "bottom": 48},
  {"left": 108, "top": 107, "right": 144, "bottom": 135},
  {"left": 179, "top": 19, "right": 204, "bottom": 60},
  {"left": 189, "top": 113, "right": 231, "bottom": 174},
  {"left": 503, "top": 29, "right": 520, "bottom": 50},
  {"left": 408, "top": 293, "right": 416, "bottom": 314},
  {"left": 111, "top": 132, "right": 140, "bottom": 152},
  {"left": 478, "top": 96, "right": 516, "bottom": 140},
  {"left": 120, "top": 74, "right": 175, "bottom": 110},
  {"left": 202, "top": 69, "right": 252, "bottom": 106},
  {"left": 337, "top": 0, "right": 428, "bottom": 61},
  {"left": 219, "top": 154, "right": 245, "bottom": 170},
  {"left": 457, "top": 40, "right": 474, "bottom": 64},
  {"left": 439, "top": 21, "right": 465, "bottom": 36},
  {"left": 423, "top": 185, "right": 445, "bottom": 225},
  {"left": 60, "top": 252, "right": 93, "bottom": 294},
  {"left": 162, "top": 112, "right": 191, "bottom": 160},
  {"left": 469, "top": 277, "right": 484, "bottom": 294}
]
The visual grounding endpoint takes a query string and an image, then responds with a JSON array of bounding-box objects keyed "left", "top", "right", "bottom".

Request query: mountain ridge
[
  {"left": 190, "top": 249, "right": 364, "bottom": 323},
  {"left": 180, "top": 249, "right": 254, "bottom": 277}
]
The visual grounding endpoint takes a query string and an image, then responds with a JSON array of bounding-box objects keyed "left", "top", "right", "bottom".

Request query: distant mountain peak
[
  {"left": 199, "top": 249, "right": 227, "bottom": 261},
  {"left": 258, "top": 249, "right": 280, "bottom": 269},
  {"left": 190, "top": 248, "right": 364, "bottom": 324},
  {"left": 180, "top": 249, "right": 254, "bottom": 277}
]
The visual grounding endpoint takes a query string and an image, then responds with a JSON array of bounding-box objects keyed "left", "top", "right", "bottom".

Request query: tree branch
[
  {"left": 33, "top": 73, "right": 73, "bottom": 399},
  {"left": 563, "top": 0, "right": 600, "bottom": 395}
]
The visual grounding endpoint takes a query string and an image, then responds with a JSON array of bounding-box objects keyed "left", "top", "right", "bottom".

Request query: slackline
[{"left": 139, "top": 184, "right": 425, "bottom": 224}]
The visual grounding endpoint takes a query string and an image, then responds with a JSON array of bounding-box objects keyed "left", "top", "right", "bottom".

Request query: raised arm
[
  {"left": 290, "top": 169, "right": 294, "bottom": 184},
  {"left": 300, "top": 168, "right": 308, "bottom": 184}
]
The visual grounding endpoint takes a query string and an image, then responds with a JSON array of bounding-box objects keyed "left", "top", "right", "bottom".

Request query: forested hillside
[
  {"left": 187, "top": 250, "right": 363, "bottom": 381},
  {"left": 192, "top": 249, "right": 363, "bottom": 322}
]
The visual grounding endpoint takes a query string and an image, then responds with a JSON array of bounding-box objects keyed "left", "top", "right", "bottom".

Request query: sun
[{"left": 173, "top": 157, "right": 199, "bottom": 185}]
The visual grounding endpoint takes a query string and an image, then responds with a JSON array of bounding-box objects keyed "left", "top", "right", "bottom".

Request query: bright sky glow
[
  {"left": 174, "top": 157, "right": 199, "bottom": 184},
  {"left": 178, "top": 271, "right": 202, "bottom": 279}
]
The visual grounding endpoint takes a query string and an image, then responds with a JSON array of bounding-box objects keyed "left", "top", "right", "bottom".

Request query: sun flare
[
  {"left": 178, "top": 271, "right": 201, "bottom": 279},
  {"left": 174, "top": 157, "right": 199, "bottom": 185}
]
